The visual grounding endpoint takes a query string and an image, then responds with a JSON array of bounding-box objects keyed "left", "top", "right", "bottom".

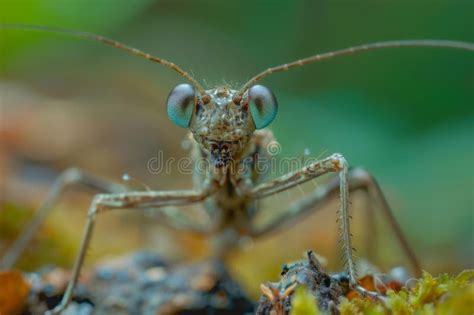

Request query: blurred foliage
[
  {"left": 0, "top": 0, "right": 473, "bottom": 299},
  {"left": 0, "top": 203, "right": 77, "bottom": 270},
  {"left": 0, "top": 0, "right": 153, "bottom": 67}
]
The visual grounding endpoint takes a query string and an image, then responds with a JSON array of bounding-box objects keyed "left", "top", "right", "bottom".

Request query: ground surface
[{"left": 1, "top": 251, "right": 472, "bottom": 314}]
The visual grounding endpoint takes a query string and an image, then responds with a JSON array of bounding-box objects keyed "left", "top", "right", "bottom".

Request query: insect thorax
[{"left": 190, "top": 127, "right": 275, "bottom": 235}]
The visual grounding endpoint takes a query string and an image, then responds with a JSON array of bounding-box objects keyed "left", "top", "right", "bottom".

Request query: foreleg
[
  {"left": 250, "top": 155, "right": 420, "bottom": 297},
  {"left": 46, "top": 187, "right": 213, "bottom": 314}
]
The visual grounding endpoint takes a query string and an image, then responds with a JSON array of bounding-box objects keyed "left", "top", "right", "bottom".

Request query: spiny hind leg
[
  {"left": 0, "top": 167, "right": 126, "bottom": 270},
  {"left": 252, "top": 167, "right": 421, "bottom": 277},
  {"left": 251, "top": 154, "right": 358, "bottom": 285},
  {"left": 251, "top": 156, "right": 421, "bottom": 297},
  {"left": 46, "top": 188, "right": 211, "bottom": 314}
]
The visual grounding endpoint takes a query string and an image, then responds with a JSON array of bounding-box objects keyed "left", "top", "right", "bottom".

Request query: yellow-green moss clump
[
  {"left": 0, "top": 202, "right": 77, "bottom": 270},
  {"left": 291, "top": 270, "right": 473, "bottom": 315},
  {"left": 290, "top": 286, "right": 321, "bottom": 315}
]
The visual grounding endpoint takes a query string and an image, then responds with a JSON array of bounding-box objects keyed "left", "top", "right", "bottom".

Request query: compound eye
[
  {"left": 166, "top": 84, "right": 196, "bottom": 128},
  {"left": 248, "top": 85, "right": 278, "bottom": 129}
]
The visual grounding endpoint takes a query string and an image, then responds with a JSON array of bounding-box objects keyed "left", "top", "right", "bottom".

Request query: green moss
[
  {"left": 290, "top": 286, "right": 321, "bottom": 315},
  {"left": 290, "top": 271, "right": 473, "bottom": 315},
  {"left": 0, "top": 202, "right": 77, "bottom": 271}
]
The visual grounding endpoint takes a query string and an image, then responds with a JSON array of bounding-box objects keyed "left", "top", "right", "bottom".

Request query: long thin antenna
[
  {"left": 238, "top": 40, "right": 474, "bottom": 95},
  {"left": 0, "top": 24, "right": 207, "bottom": 94}
]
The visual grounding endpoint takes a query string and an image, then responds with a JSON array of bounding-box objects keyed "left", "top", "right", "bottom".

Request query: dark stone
[{"left": 23, "top": 251, "right": 254, "bottom": 315}]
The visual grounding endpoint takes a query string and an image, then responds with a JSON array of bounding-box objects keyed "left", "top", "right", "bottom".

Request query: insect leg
[
  {"left": 251, "top": 153, "right": 358, "bottom": 283},
  {"left": 250, "top": 155, "right": 420, "bottom": 294},
  {"left": 46, "top": 187, "right": 212, "bottom": 315},
  {"left": 251, "top": 167, "right": 420, "bottom": 276},
  {"left": 0, "top": 167, "right": 126, "bottom": 270}
]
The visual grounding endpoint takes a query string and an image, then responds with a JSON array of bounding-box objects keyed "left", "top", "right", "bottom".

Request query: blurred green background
[{"left": 0, "top": 0, "right": 472, "bottom": 297}]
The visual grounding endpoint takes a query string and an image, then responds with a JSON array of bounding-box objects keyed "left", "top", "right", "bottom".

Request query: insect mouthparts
[{"left": 210, "top": 150, "right": 232, "bottom": 168}]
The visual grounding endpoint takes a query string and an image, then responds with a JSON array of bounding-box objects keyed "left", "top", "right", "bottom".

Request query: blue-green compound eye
[
  {"left": 248, "top": 85, "right": 278, "bottom": 129},
  {"left": 166, "top": 84, "right": 196, "bottom": 128}
]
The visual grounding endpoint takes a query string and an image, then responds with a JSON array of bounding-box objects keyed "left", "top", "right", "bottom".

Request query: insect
[{"left": 0, "top": 24, "right": 473, "bottom": 314}]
